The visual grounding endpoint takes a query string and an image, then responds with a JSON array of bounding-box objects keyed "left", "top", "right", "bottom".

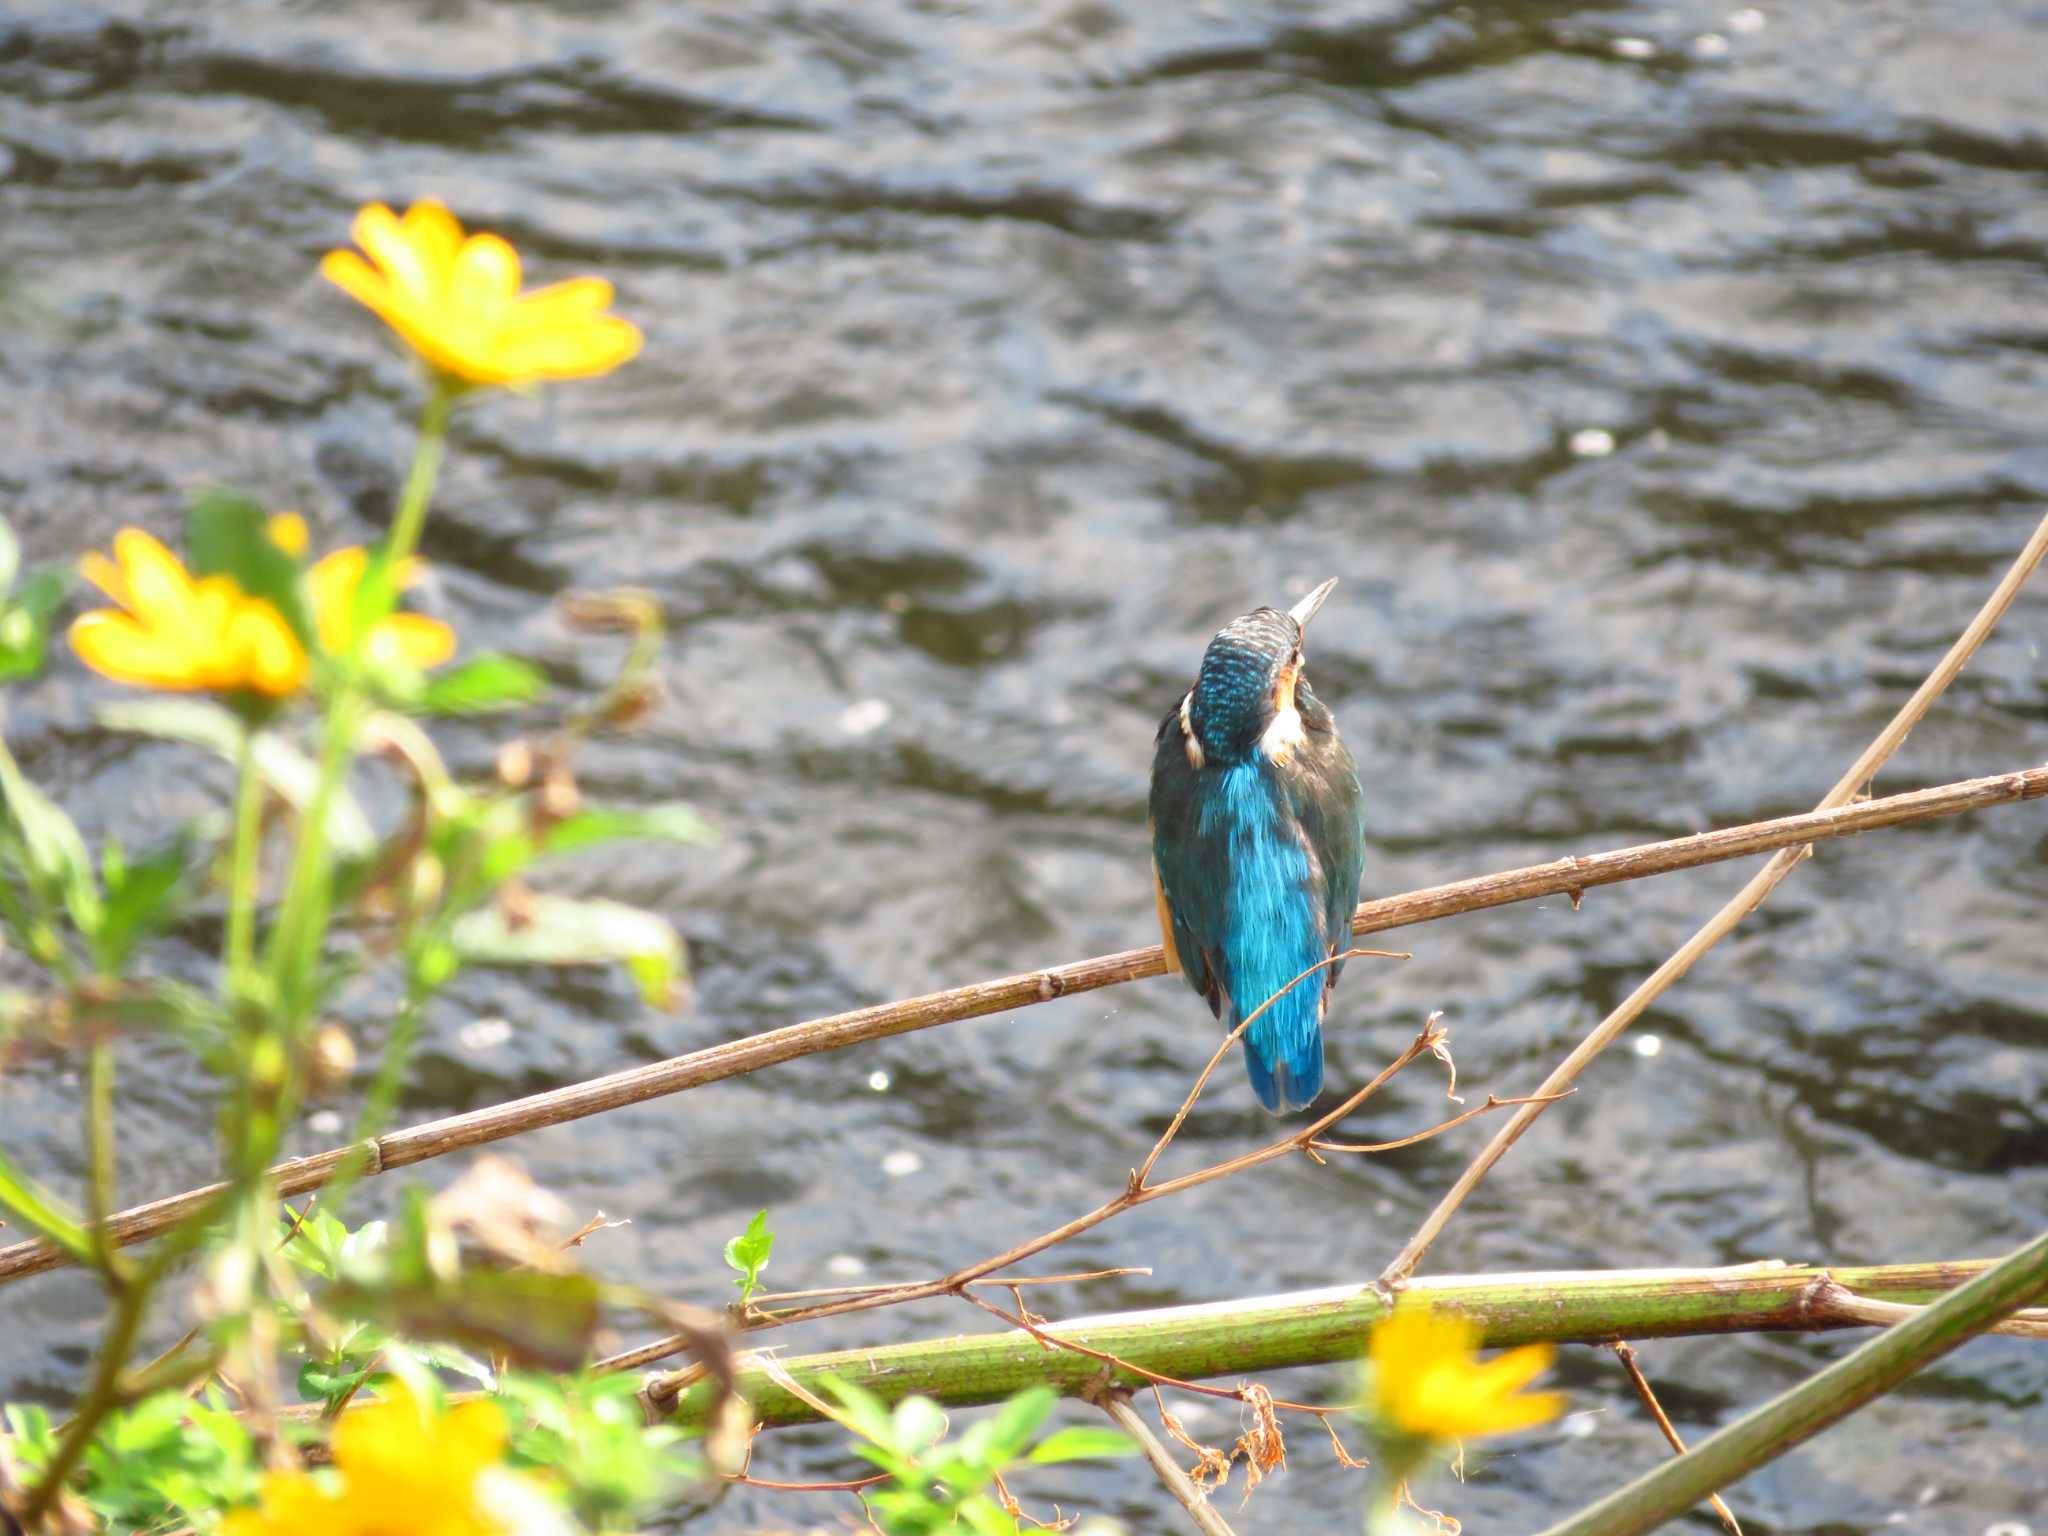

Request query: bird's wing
[
  {"left": 1149, "top": 709, "right": 1226, "bottom": 1019},
  {"left": 1291, "top": 683, "right": 1368, "bottom": 986}
]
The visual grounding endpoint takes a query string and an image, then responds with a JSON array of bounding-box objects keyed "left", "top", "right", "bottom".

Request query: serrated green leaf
[
  {"left": 1025, "top": 1425, "right": 1139, "bottom": 1464},
  {"left": 187, "top": 489, "right": 315, "bottom": 648},
  {"left": 417, "top": 653, "right": 547, "bottom": 715},
  {"left": 451, "top": 893, "right": 685, "bottom": 1009},
  {"left": 96, "top": 698, "right": 374, "bottom": 855}
]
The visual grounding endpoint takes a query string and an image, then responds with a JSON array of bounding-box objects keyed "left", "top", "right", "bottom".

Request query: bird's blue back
[{"left": 1150, "top": 679, "right": 1365, "bottom": 1112}]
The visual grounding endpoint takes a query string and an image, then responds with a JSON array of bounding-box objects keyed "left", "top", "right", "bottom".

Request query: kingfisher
[{"left": 1148, "top": 579, "right": 1367, "bottom": 1112}]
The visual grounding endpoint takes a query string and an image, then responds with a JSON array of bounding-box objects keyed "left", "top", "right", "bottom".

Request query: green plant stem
[
  {"left": 264, "top": 686, "right": 366, "bottom": 1043},
  {"left": 1535, "top": 1230, "right": 2048, "bottom": 1536},
  {"left": 264, "top": 384, "right": 447, "bottom": 1050},
  {"left": 383, "top": 382, "right": 451, "bottom": 572},
  {"left": 17, "top": 1260, "right": 155, "bottom": 1528},
  {"left": 656, "top": 1259, "right": 2008, "bottom": 1431},
  {"left": 316, "top": 985, "right": 430, "bottom": 1223},
  {"left": 84, "top": 1038, "right": 126, "bottom": 1285},
  {"left": 225, "top": 724, "right": 263, "bottom": 983}
]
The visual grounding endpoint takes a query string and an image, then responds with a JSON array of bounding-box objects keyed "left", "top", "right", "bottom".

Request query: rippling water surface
[{"left": 4, "top": 2, "right": 2048, "bottom": 1529}]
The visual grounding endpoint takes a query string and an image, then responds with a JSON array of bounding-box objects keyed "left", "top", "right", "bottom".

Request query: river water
[{"left": 3, "top": 2, "right": 2046, "bottom": 1530}]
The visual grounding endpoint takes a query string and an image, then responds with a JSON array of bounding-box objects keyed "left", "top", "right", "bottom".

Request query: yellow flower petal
[
  {"left": 79, "top": 550, "right": 128, "bottom": 606},
  {"left": 230, "top": 600, "right": 312, "bottom": 696},
  {"left": 354, "top": 202, "right": 430, "bottom": 301},
  {"left": 1368, "top": 1305, "right": 1563, "bottom": 1446},
  {"left": 371, "top": 612, "right": 458, "bottom": 670},
  {"left": 268, "top": 511, "right": 310, "bottom": 558},
  {"left": 307, "top": 546, "right": 369, "bottom": 655},
  {"left": 323, "top": 199, "right": 641, "bottom": 388},
  {"left": 452, "top": 232, "right": 522, "bottom": 304},
  {"left": 70, "top": 529, "right": 308, "bottom": 700},
  {"left": 70, "top": 611, "right": 199, "bottom": 689},
  {"left": 402, "top": 200, "right": 464, "bottom": 287}
]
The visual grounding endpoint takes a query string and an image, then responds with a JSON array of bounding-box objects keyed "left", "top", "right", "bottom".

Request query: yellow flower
[
  {"left": 321, "top": 200, "right": 643, "bottom": 388},
  {"left": 223, "top": 1382, "right": 550, "bottom": 1536},
  {"left": 1367, "top": 1306, "right": 1565, "bottom": 1443},
  {"left": 70, "top": 529, "right": 308, "bottom": 696},
  {"left": 266, "top": 515, "right": 456, "bottom": 670}
]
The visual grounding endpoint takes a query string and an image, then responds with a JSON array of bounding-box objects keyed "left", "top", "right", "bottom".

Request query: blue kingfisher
[{"left": 1148, "top": 580, "right": 1367, "bottom": 1112}]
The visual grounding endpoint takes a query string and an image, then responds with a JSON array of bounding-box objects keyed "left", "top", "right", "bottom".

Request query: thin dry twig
[
  {"left": 1380, "top": 509, "right": 2048, "bottom": 1289},
  {"left": 1131, "top": 947, "right": 1407, "bottom": 1190},
  {"left": 1308, "top": 1091, "right": 1569, "bottom": 1155},
  {"left": 632, "top": 1015, "right": 1456, "bottom": 1399},
  {"left": 1092, "top": 1388, "right": 1238, "bottom": 1536},
  {"left": 13, "top": 765, "right": 2047, "bottom": 1290},
  {"left": 1610, "top": 1342, "right": 1743, "bottom": 1536}
]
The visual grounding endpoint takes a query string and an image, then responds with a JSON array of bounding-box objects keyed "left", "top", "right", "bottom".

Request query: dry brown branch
[
  {"left": 1092, "top": 1388, "right": 1238, "bottom": 1536},
  {"left": 8, "top": 765, "right": 2048, "bottom": 1289},
  {"left": 630, "top": 1018, "right": 1453, "bottom": 1401},
  {"left": 1610, "top": 1341, "right": 1743, "bottom": 1536},
  {"left": 1379, "top": 509, "right": 2048, "bottom": 1288}
]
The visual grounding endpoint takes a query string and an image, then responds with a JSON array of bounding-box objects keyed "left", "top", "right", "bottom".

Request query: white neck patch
[
  {"left": 1179, "top": 691, "right": 1205, "bottom": 770},
  {"left": 1260, "top": 700, "right": 1306, "bottom": 764}
]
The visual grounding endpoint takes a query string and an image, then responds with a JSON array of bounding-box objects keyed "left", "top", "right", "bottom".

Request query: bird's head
[{"left": 1183, "top": 579, "right": 1337, "bottom": 765}]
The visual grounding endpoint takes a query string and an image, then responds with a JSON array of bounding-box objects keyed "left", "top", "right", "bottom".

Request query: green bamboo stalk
[
  {"left": 1536, "top": 1231, "right": 2048, "bottom": 1536},
  {"left": 658, "top": 1259, "right": 2000, "bottom": 1431}
]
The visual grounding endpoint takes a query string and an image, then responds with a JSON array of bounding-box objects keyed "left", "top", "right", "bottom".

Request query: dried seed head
[{"left": 305, "top": 1024, "right": 357, "bottom": 1098}]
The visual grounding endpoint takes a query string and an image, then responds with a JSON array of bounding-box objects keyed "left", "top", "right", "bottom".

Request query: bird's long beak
[{"left": 1288, "top": 577, "right": 1338, "bottom": 630}]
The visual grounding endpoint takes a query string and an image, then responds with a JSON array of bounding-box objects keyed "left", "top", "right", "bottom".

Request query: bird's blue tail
[
  {"left": 1242, "top": 995, "right": 1325, "bottom": 1112},
  {"left": 1210, "top": 763, "right": 1329, "bottom": 1113}
]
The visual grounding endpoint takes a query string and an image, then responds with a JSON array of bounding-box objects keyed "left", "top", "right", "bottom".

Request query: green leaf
[
  {"left": 960, "top": 1494, "right": 1021, "bottom": 1536},
  {"left": 1025, "top": 1426, "right": 1140, "bottom": 1464},
  {"left": 298, "top": 1358, "right": 376, "bottom": 1404},
  {"left": 90, "top": 835, "right": 192, "bottom": 974},
  {"left": 0, "top": 567, "right": 69, "bottom": 684},
  {"left": 417, "top": 653, "right": 547, "bottom": 715},
  {"left": 0, "top": 745, "right": 100, "bottom": 936},
  {"left": 451, "top": 893, "right": 685, "bottom": 1009},
  {"left": 722, "top": 1209, "right": 774, "bottom": 1303},
  {"left": 973, "top": 1386, "right": 1056, "bottom": 1467},
  {"left": 3, "top": 1401, "right": 54, "bottom": 1458},
  {"left": 890, "top": 1395, "right": 948, "bottom": 1455},
  {"left": 820, "top": 1375, "right": 897, "bottom": 1447},
  {"left": 540, "top": 804, "right": 714, "bottom": 860},
  {"left": 96, "top": 698, "right": 375, "bottom": 856},
  {"left": 186, "top": 488, "right": 315, "bottom": 648}
]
